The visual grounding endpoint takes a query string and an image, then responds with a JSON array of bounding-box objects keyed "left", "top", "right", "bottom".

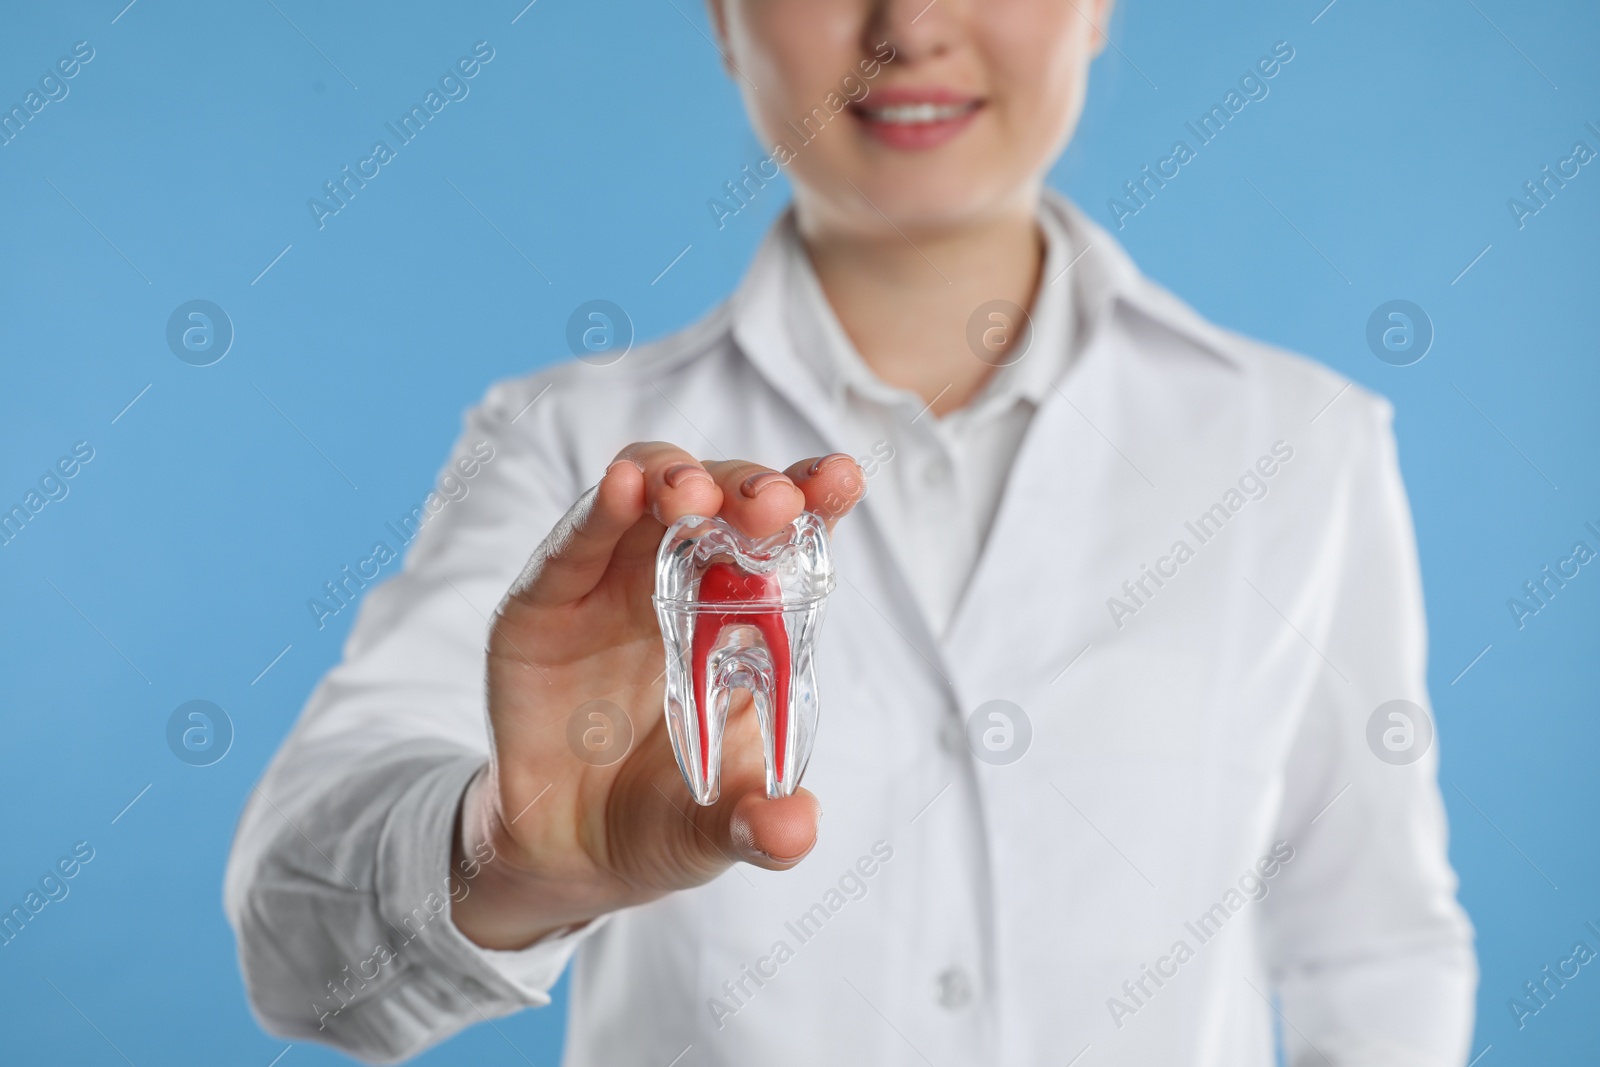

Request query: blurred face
[{"left": 710, "top": 0, "right": 1111, "bottom": 235}]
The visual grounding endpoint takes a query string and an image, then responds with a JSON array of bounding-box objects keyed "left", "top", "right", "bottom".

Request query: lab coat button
[
  {"left": 938, "top": 719, "right": 965, "bottom": 755},
  {"left": 935, "top": 966, "right": 974, "bottom": 1009}
]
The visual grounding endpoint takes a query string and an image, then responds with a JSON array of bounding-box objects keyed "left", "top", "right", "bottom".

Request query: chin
[{"left": 829, "top": 164, "right": 1031, "bottom": 236}]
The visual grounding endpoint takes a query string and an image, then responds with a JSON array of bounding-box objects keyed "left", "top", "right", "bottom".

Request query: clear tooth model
[{"left": 653, "top": 512, "right": 836, "bottom": 806}]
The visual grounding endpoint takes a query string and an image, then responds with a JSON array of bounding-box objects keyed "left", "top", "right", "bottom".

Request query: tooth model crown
[{"left": 653, "top": 512, "right": 835, "bottom": 806}]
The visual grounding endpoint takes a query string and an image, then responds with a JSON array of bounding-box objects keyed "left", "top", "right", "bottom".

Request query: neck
[{"left": 794, "top": 195, "right": 1046, "bottom": 416}]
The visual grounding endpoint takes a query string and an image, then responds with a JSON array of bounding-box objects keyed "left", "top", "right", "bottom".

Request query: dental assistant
[{"left": 226, "top": 1, "right": 1476, "bottom": 1064}]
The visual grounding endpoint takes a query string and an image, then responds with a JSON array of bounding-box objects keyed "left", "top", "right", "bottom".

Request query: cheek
[
  {"left": 982, "top": 4, "right": 1093, "bottom": 156},
  {"left": 731, "top": 1, "right": 860, "bottom": 133}
]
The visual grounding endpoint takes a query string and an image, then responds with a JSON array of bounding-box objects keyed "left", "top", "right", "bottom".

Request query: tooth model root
[{"left": 691, "top": 563, "right": 790, "bottom": 797}]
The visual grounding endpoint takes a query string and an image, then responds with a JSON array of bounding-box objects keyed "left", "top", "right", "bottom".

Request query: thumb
[
  {"left": 623, "top": 728, "right": 822, "bottom": 887},
  {"left": 722, "top": 788, "right": 821, "bottom": 869}
]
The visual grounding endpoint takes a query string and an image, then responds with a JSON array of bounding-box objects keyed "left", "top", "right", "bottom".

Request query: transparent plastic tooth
[{"left": 653, "top": 512, "right": 835, "bottom": 806}]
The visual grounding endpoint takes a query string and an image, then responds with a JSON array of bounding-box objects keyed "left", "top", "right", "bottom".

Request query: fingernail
[
  {"left": 741, "top": 840, "right": 808, "bottom": 865},
  {"left": 664, "top": 463, "right": 711, "bottom": 488},
  {"left": 808, "top": 452, "right": 854, "bottom": 476},
  {"left": 741, "top": 472, "right": 788, "bottom": 498}
]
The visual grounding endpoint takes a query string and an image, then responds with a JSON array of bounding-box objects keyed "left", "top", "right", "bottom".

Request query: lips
[
  {"left": 654, "top": 513, "right": 836, "bottom": 805},
  {"left": 851, "top": 86, "right": 984, "bottom": 150}
]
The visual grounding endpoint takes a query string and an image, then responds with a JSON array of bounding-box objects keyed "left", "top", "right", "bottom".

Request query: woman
[{"left": 226, "top": 1, "right": 1476, "bottom": 1063}]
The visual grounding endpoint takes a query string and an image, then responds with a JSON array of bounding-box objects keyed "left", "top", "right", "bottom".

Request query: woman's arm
[
  {"left": 1260, "top": 396, "right": 1477, "bottom": 1067},
  {"left": 223, "top": 378, "right": 588, "bottom": 1062},
  {"left": 224, "top": 371, "right": 865, "bottom": 1063}
]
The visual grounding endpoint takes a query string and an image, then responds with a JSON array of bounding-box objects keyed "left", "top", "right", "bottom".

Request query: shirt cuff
[
  {"left": 374, "top": 751, "right": 598, "bottom": 1012},
  {"left": 472, "top": 919, "right": 605, "bottom": 989}
]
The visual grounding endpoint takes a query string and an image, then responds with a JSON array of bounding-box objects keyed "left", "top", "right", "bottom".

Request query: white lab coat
[{"left": 225, "top": 191, "right": 1476, "bottom": 1067}]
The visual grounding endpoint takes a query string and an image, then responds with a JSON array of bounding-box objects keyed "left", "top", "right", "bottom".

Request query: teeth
[
  {"left": 654, "top": 513, "right": 835, "bottom": 805},
  {"left": 862, "top": 102, "right": 974, "bottom": 124}
]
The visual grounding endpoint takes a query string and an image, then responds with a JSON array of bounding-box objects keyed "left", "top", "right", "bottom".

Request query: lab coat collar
[
  {"left": 728, "top": 190, "right": 1243, "bottom": 432},
  {"left": 777, "top": 200, "right": 1079, "bottom": 417},
  {"left": 1039, "top": 188, "right": 1244, "bottom": 374}
]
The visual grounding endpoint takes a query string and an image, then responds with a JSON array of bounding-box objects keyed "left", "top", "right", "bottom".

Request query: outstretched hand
[{"left": 451, "top": 443, "right": 864, "bottom": 951}]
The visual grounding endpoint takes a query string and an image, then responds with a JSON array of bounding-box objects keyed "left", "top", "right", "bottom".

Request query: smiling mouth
[
  {"left": 853, "top": 100, "right": 983, "bottom": 125},
  {"left": 848, "top": 94, "right": 984, "bottom": 150}
]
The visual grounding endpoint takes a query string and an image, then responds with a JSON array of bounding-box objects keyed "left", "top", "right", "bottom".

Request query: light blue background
[{"left": 1, "top": 1, "right": 1596, "bottom": 1063}]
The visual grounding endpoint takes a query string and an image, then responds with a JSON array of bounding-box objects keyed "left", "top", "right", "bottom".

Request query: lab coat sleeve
[
  {"left": 223, "top": 374, "right": 601, "bottom": 1064},
  {"left": 1259, "top": 396, "right": 1477, "bottom": 1067}
]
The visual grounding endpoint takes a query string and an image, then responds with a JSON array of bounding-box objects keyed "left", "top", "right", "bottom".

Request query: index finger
[{"left": 508, "top": 442, "right": 722, "bottom": 609}]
